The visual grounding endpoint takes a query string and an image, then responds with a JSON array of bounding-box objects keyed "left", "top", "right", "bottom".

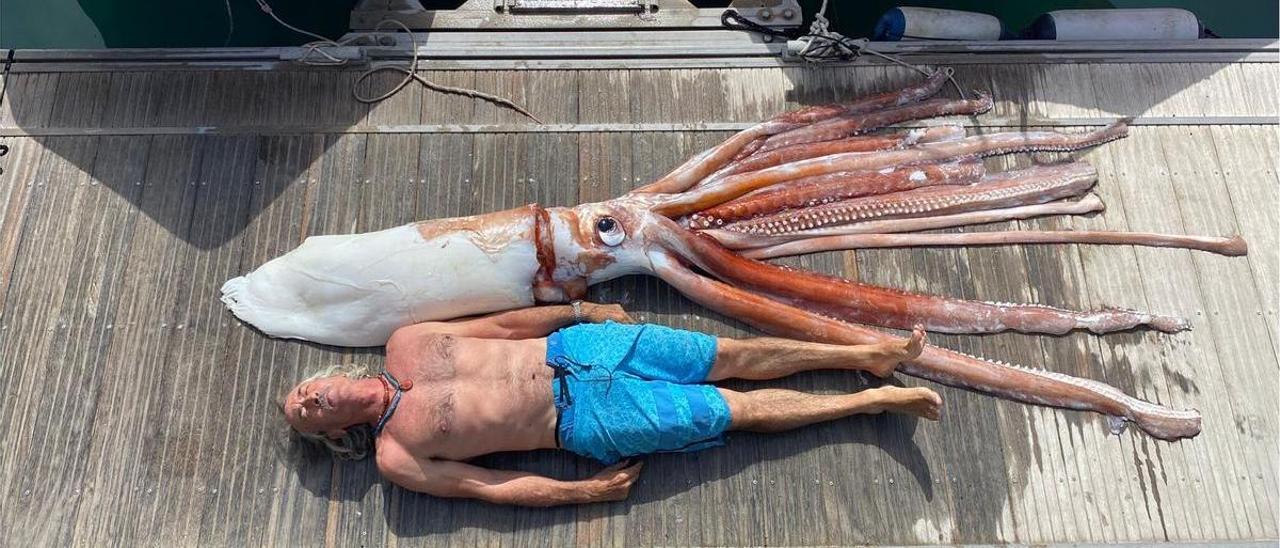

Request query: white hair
[{"left": 280, "top": 363, "right": 376, "bottom": 461}]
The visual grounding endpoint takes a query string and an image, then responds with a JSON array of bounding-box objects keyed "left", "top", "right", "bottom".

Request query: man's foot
[
  {"left": 862, "top": 326, "right": 927, "bottom": 378},
  {"left": 869, "top": 385, "right": 943, "bottom": 421}
]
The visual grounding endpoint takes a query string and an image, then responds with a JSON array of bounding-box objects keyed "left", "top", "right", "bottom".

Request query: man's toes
[
  {"left": 924, "top": 389, "right": 943, "bottom": 420},
  {"left": 924, "top": 388, "right": 942, "bottom": 406},
  {"left": 903, "top": 326, "right": 927, "bottom": 358}
]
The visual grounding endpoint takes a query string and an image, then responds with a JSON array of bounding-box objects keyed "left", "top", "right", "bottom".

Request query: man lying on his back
[{"left": 281, "top": 302, "right": 938, "bottom": 506}]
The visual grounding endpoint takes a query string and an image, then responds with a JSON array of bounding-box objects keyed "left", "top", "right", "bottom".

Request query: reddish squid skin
[
  {"left": 741, "top": 230, "right": 1250, "bottom": 259},
  {"left": 723, "top": 161, "right": 1098, "bottom": 236},
  {"left": 651, "top": 251, "right": 1201, "bottom": 441},
  {"left": 719, "top": 134, "right": 911, "bottom": 179},
  {"left": 730, "top": 136, "right": 767, "bottom": 162},
  {"left": 635, "top": 69, "right": 953, "bottom": 195},
  {"left": 670, "top": 224, "right": 1188, "bottom": 336},
  {"left": 708, "top": 125, "right": 968, "bottom": 183},
  {"left": 656, "top": 121, "right": 1129, "bottom": 219},
  {"left": 689, "top": 160, "right": 985, "bottom": 229},
  {"left": 767, "top": 67, "right": 954, "bottom": 125},
  {"left": 754, "top": 94, "right": 995, "bottom": 153}
]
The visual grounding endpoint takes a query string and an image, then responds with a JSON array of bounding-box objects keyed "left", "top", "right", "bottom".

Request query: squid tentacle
[
  {"left": 704, "top": 124, "right": 969, "bottom": 186},
  {"left": 768, "top": 68, "right": 954, "bottom": 126},
  {"left": 719, "top": 162, "right": 1096, "bottom": 235},
  {"left": 730, "top": 136, "right": 767, "bottom": 163},
  {"left": 648, "top": 249, "right": 1201, "bottom": 441},
  {"left": 739, "top": 230, "right": 1249, "bottom": 259},
  {"left": 652, "top": 122, "right": 1129, "bottom": 218},
  {"left": 668, "top": 227, "right": 1189, "bottom": 336},
  {"left": 754, "top": 93, "right": 994, "bottom": 154},
  {"left": 689, "top": 160, "right": 985, "bottom": 229},
  {"left": 705, "top": 194, "right": 1109, "bottom": 249},
  {"left": 635, "top": 68, "right": 954, "bottom": 195}
]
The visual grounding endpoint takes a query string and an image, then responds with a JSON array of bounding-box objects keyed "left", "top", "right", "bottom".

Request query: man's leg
[
  {"left": 720, "top": 385, "right": 942, "bottom": 433},
  {"left": 707, "top": 326, "right": 925, "bottom": 381}
]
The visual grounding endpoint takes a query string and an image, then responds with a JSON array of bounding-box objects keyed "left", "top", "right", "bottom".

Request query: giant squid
[{"left": 221, "top": 68, "right": 1248, "bottom": 442}]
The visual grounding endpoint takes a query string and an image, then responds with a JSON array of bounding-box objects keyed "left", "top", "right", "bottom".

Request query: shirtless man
[{"left": 281, "top": 302, "right": 940, "bottom": 507}]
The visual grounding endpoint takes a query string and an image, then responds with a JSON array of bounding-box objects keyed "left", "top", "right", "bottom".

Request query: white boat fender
[
  {"left": 873, "top": 7, "right": 1006, "bottom": 41},
  {"left": 1026, "top": 8, "right": 1203, "bottom": 41}
]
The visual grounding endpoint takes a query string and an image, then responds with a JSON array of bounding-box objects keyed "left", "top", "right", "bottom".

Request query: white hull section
[{"left": 220, "top": 223, "right": 539, "bottom": 346}]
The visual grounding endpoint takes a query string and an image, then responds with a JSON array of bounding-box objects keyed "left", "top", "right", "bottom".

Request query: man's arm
[
  {"left": 376, "top": 446, "right": 643, "bottom": 507},
  {"left": 401, "top": 302, "right": 634, "bottom": 340}
]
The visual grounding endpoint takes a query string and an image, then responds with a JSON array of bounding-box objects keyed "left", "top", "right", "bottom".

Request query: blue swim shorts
[{"left": 546, "top": 321, "right": 733, "bottom": 464}]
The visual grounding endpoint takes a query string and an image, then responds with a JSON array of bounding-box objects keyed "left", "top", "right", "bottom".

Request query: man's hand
[
  {"left": 586, "top": 460, "right": 644, "bottom": 502},
  {"left": 586, "top": 302, "right": 636, "bottom": 324}
]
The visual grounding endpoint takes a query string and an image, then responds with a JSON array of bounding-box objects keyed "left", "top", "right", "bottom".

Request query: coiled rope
[
  {"left": 722, "top": 0, "right": 966, "bottom": 99},
  {"left": 256, "top": 0, "right": 542, "bottom": 123}
]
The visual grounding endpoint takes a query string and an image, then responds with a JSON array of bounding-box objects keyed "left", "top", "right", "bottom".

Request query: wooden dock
[{"left": 0, "top": 42, "right": 1276, "bottom": 546}]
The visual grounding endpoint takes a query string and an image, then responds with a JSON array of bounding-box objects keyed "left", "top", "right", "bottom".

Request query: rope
[
  {"left": 720, "top": 10, "right": 791, "bottom": 38},
  {"left": 721, "top": 1, "right": 966, "bottom": 99},
  {"left": 256, "top": 0, "right": 542, "bottom": 123},
  {"left": 223, "top": 0, "right": 235, "bottom": 46}
]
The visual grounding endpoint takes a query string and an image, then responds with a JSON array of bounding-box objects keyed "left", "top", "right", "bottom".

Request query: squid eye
[{"left": 595, "top": 216, "right": 625, "bottom": 247}]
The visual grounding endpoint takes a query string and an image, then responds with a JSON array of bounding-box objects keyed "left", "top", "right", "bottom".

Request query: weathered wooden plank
[
  {"left": 578, "top": 71, "right": 631, "bottom": 125},
  {"left": 1025, "top": 63, "right": 1105, "bottom": 119},
  {"left": 944, "top": 213, "right": 1068, "bottom": 544},
  {"left": 268, "top": 131, "right": 392, "bottom": 547},
  {"left": 829, "top": 241, "right": 958, "bottom": 546},
  {"left": 295, "top": 133, "right": 382, "bottom": 545},
  {"left": 0, "top": 136, "right": 121, "bottom": 545},
  {"left": 997, "top": 126, "right": 1119, "bottom": 544},
  {"left": 1064, "top": 145, "right": 1167, "bottom": 542},
  {"left": 56, "top": 137, "right": 149, "bottom": 545},
  {"left": 718, "top": 67, "right": 788, "bottom": 122},
  {"left": 1213, "top": 63, "right": 1269, "bottom": 117},
  {"left": 0, "top": 140, "right": 63, "bottom": 530},
  {"left": 629, "top": 69, "right": 743, "bottom": 125},
  {"left": 849, "top": 247, "right": 946, "bottom": 547},
  {"left": 1157, "top": 126, "right": 1280, "bottom": 538},
  {"left": 1233, "top": 62, "right": 1280, "bottom": 117},
  {"left": 57, "top": 136, "right": 204, "bottom": 545},
  {"left": 129, "top": 136, "right": 256, "bottom": 546},
  {"left": 525, "top": 69, "right": 579, "bottom": 125},
  {"left": 0, "top": 137, "right": 42, "bottom": 313},
  {"left": 1207, "top": 126, "right": 1280, "bottom": 354},
  {"left": 46, "top": 73, "right": 110, "bottom": 129},
  {"left": 100, "top": 72, "right": 160, "bottom": 128},
  {"left": 312, "top": 70, "right": 370, "bottom": 129},
  {"left": 244, "top": 71, "right": 313, "bottom": 128},
  {"left": 419, "top": 70, "right": 479, "bottom": 125},
  {"left": 26, "top": 136, "right": 144, "bottom": 546},
  {"left": 471, "top": 70, "right": 577, "bottom": 125},
  {"left": 0, "top": 73, "right": 60, "bottom": 128},
  {"left": 894, "top": 219, "right": 1026, "bottom": 545},
  {"left": 363, "top": 69, "right": 425, "bottom": 126},
  {"left": 149, "top": 72, "right": 215, "bottom": 127}
]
